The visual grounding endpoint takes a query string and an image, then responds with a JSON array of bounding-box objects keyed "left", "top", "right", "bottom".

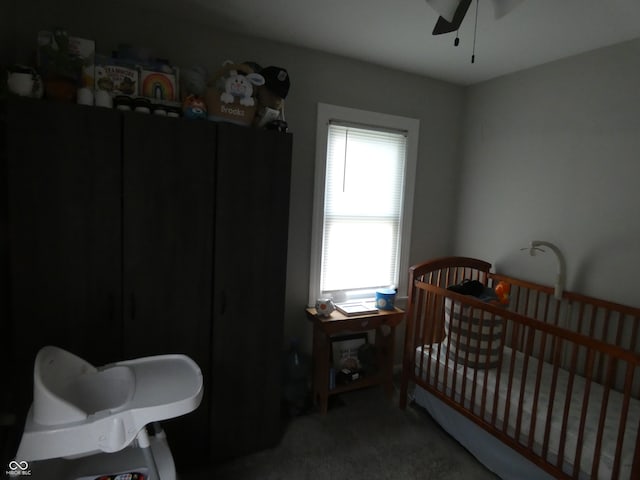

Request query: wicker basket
[{"left": 444, "top": 298, "right": 503, "bottom": 369}]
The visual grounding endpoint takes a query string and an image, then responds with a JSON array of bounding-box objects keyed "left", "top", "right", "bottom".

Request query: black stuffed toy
[{"left": 447, "top": 279, "right": 485, "bottom": 296}]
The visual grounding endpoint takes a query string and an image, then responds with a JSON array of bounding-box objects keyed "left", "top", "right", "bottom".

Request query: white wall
[
  {"left": 455, "top": 38, "right": 640, "bottom": 308},
  {"left": 4, "top": 0, "right": 465, "bottom": 352}
]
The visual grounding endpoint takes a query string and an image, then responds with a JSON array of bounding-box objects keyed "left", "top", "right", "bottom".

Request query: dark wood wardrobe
[{"left": 0, "top": 96, "right": 292, "bottom": 468}]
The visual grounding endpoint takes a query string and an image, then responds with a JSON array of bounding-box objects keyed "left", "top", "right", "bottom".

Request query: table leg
[
  {"left": 376, "top": 324, "right": 396, "bottom": 399},
  {"left": 312, "top": 323, "right": 330, "bottom": 414}
]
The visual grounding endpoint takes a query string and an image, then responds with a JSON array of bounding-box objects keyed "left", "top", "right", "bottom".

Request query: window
[{"left": 309, "top": 103, "right": 419, "bottom": 305}]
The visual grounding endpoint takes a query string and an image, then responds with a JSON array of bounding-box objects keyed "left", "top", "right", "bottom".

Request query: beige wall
[{"left": 5, "top": 0, "right": 466, "bottom": 355}]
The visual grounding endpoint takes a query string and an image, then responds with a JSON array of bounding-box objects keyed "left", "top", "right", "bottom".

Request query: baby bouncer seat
[{"left": 14, "top": 345, "right": 203, "bottom": 480}]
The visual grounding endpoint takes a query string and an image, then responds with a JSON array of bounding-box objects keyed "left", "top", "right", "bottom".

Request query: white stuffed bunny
[{"left": 220, "top": 70, "right": 265, "bottom": 107}]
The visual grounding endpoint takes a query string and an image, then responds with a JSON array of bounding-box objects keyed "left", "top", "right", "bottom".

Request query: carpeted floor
[{"left": 183, "top": 385, "right": 498, "bottom": 480}]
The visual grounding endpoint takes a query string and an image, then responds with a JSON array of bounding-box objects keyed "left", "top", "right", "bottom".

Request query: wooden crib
[{"left": 399, "top": 257, "right": 640, "bottom": 479}]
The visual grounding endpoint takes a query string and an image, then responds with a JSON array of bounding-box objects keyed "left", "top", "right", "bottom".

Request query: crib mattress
[{"left": 415, "top": 344, "right": 639, "bottom": 479}]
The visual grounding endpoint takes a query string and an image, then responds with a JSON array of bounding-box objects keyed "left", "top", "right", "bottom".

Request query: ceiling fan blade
[
  {"left": 432, "top": 0, "right": 472, "bottom": 35},
  {"left": 425, "top": 0, "right": 459, "bottom": 22}
]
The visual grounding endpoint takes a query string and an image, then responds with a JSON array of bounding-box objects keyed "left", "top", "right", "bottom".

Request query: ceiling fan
[{"left": 426, "top": 0, "right": 525, "bottom": 35}]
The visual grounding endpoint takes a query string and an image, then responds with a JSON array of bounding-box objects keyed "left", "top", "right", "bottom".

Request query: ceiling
[{"left": 179, "top": 0, "right": 640, "bottom": 85}]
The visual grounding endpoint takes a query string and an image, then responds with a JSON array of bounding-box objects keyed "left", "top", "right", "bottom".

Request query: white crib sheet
[{"left": 415, "top": 344, "right": 639, "bottom": 479}]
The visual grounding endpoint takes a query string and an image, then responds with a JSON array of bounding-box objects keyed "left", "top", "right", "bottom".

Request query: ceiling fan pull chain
[
  {"left": 454, "top": 29, "right": 460, "bottom": 46},
  {"left": 472, "top": 0, "right": 479, "bottom": 63}
]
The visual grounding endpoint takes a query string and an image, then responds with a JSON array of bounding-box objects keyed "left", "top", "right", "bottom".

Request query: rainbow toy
[{"left": 141, "top": 71, "right": 176, "bottom": 101}]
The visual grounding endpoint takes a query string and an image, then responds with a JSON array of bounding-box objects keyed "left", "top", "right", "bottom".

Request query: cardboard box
[
  {"left": 95, "top": 55, "right": 139, "bottom": 97},
  {"left": 205, "top": 63, "right": 262, "bottom": 126},
  {"left": 336, "top": 368, "right": 364, "bottom": 385}
]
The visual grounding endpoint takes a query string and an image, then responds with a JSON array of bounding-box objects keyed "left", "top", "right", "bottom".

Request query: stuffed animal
[
  {"left": 315, "top": 298, "right": 335, "bottom": 317},
  {"left": 495, "top": 281, "right": 511, "bottom": 305},
  {"left": 182, "top": 94, "right": 207, "bottom": 120},
  {"left": 253, "top": 66, "right": 290, "bottom": 129},
  {"left": 220, "top": 69, "right": 264, "bottom": 107}
]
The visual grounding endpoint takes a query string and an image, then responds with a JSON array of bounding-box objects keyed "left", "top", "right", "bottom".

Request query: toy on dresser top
[
  {"left": 253, "top": 64, "right": 290, "bottom": 132},
  {"left": 194, "top": 60, "right": 290, "bottom": 130},
  {"left": 94, "top": 44, "right": 180, "bottom": 113}
]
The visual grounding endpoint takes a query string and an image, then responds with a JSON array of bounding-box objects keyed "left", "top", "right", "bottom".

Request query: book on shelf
[{"left": 335, "top": 302, "right": 378, "bottom": 316}]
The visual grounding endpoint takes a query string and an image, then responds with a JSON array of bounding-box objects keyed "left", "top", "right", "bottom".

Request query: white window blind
[
  {"left": 309, "top": 103, "right": 418, "bottom": 306},
  {"left": 320, "top": 122, "right": 408, "bottom": 296}
]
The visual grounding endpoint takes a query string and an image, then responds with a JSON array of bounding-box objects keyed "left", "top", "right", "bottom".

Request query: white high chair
[{"left": 14, "top": 345, "right": 203, "bottom": 480}]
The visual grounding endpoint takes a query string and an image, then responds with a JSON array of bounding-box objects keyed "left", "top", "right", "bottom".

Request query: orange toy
[{"left": 495, "top": 281, "right": 511, "bottom": 305}]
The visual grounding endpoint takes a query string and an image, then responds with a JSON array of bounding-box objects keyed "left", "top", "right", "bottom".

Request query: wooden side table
[{"left": 305, "top": 307, "right": 405, "bottom": 414}]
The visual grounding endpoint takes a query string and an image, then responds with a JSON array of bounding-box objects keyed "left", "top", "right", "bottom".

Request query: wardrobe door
[
  {"left": 121, "top": 113, "right": 216, "bottom": 466},
  {"left": 6, "top": 98, "right": 122, "bottom": 416},
  {"left": 211, "top": 123, "right": 292, "bottom": 460}
]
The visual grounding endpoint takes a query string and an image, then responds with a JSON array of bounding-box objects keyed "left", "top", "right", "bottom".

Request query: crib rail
[
  {"left": 399, "top": 257, "right": 640, "bottom": 480},
  {"left": 488, "top": 273, "right": 640, "bottom": 396}
]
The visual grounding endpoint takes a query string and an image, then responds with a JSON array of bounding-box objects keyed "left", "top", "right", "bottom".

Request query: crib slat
[
  {"left": 596, "top": 309, "right": 612, "bottom": 385},
  {"left": 490, "top": 334, "right": 504, "bottom": 428},
  {"left": 480, "top": 311, "right": 500, "bottom": 420},
  {"left": 586, "top": 305, "right": 597, "bottom": 339},
  {"left": 456, "top": 300, "right": 470, "bottom": 401},
  {"left": 515, "top": 325, "right": 535, "bottom": 443},
  {"left": 615, "top": 310, "right": 624, "bottom": 350},
  {"left": 478, "top": 355, "right": 489, "bottom": 418},
  {"left": 612, "top": 364, "right": 635, "bottom": 480},
  {"left": 530, "top": 288, "right": 539, "bottom": 321},
  {"left": 416, "top": 288, "right": 426, "bottom": 380},
  {"left": 542, "top": 336, "right": 563, "bottom": 461},
  {"left": 572, "top": 348, "right": 595, "bottom": 478},
  {"left": 540, "top": 293, "right": 550, "bottom": 350},
  {"left": 445, "top": 299, "right": 460, "bottom": 403},
  {"left": 421, "top": 287, "right": 436, "bottom": 383},
  {"left": 630, "top": 315, "right": 639, "bottom": 357},
  {"left": 468, "top": 307, "right": 480, "bottom": 412},
  {"left": 556, "top": 340, "right": 580, "bottom": 471},
  {"left": 591, "top": 355, "right": 616, "bottom": 478},
  {"left": 552, "top": 299, "right": 562, "bottom": 328},
  {"left": 575, "top": 301, "right": 586, "bottom": 336},
  {"left": 527, "top": 330, "right": 548, "bottom": 450},
  {"left": 411, "top": 285, "right": 423, "bottom": 379},
  {"left": 502, "top": 322, "right": 520, "bottom": 436},
  {"left": 522, "top": 289, "right": 532, "bottom": 346}
]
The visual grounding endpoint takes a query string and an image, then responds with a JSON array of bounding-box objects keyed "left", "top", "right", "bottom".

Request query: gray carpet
[{"left": 185, "top": 386, "right": 499, "bottom": 480}]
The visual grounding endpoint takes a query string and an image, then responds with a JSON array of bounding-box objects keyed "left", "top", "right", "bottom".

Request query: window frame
[{"left": 309, "top": 103, "right": 419, "bottom": 306}]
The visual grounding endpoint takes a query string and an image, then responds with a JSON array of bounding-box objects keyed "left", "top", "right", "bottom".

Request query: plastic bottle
[{"left": 282, "top": 338, "right": 310, "bottom": 416}]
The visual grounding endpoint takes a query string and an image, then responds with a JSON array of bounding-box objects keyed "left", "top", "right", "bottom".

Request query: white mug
[
  {"left": 94, "top": 90, "right": 113, "bottom": 108},
  {"left": 77, "top": 87, "right": 94, "bottom": 106},
  {"left": 7, "top": 72, "right": 35, "bottom": 97}
]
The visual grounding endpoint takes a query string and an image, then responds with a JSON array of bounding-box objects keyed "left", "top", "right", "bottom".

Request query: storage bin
[
  {"left": 205, "top": 62, "right": 264, "bottom": 126},
  {"left": 444, "top": 298, "right": 503, "bottom": 369}
]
